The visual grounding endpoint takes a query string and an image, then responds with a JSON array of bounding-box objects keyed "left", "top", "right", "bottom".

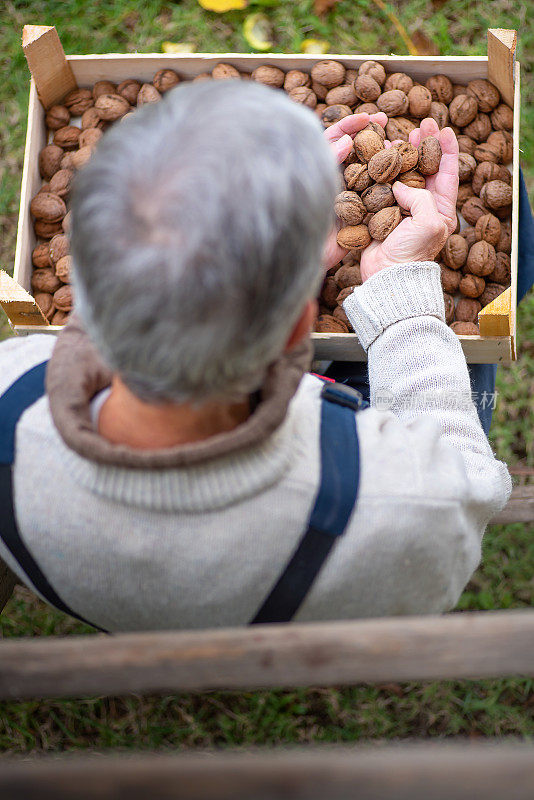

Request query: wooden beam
[
  {"left": 22, "top": 25, "right": 77, "bottom": 109},
  {"left": 1, "top": 610, "right": 534, "bottom": 700},
  {"left": 487, "top": 28, "right": 517, "bottom": 108},
  {"left": 0, "top": 270, "right": 48, "bottom": 328},
  {"left": 1, "top": 744, "right": 534, "bottom": 800},
  {"left": 491, "top": 485, "right": 534, "bottom": 524}
]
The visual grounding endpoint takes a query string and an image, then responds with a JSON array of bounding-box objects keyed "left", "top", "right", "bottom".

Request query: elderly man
[{"left": 0, "top": 80, "right": 511, "bottom": 632}]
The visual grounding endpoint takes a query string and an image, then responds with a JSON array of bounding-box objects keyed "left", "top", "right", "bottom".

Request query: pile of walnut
[{"left": 30, "top": 61, "right": 512, "bottom": 334}]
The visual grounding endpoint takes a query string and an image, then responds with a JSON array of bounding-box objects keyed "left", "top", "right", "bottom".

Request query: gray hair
[{"left": 71, "top": 79, "right": 338, "bottom": 403}]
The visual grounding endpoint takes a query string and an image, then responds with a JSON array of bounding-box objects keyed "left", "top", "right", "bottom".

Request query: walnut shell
[
  {"left": 137, "top": 83, "right": 162, "bottom": 106},
  {"left": 81, "top": 107, "right": 104, "bottom": 130},
  {"left": 358, "top": 60, "right": 386, "bottom": 86},
  {"left": 353, "top": 129, "right": 385, "bottom": 163},
  {"left": 425, "top": 74, "right": 453, "bottom": 104},
  {"left": 487, "top": 252, "right": 511, "bottom": 283},
  {"left": 53, "top": 284, "right": 73, "bottom": 312},
  {"left": 117, "top": 79, "right": 142, "bottom": 105},
  {"left": 398, "top": 170, "right": 426, "bottom": 189},
  {"left": 79, "top": 127, "right": 103, "bottom": 149},
  {"left": 334, "top": 264, "right": 362, "bottom": 289},
  {"left": 385, "top": 117, "right": 416, "bottom": 142},
  {"left": 55, "top": 255, "right": 72, "bottom": 283},
  {"left": 407, "top": 85, "right": 432, "bottom": 119},
  {"left": 71, "top": 146, "right": 94, "bottom": 170},
  {"left": 441, "top": 265, "right": 461, "bottom": 294},
  {"left": 475, "top": 214, "right": 501, "bottom": 247},
  {"left": 334, "top": 191, "right": 366, "bottom": 225},
  {"left": 472, "top": 161, "right": 511, "bottom": 196},
  {"left": 51, "top": 310, "right": 69, "bottom": 326},
  {"left": 490, "top": 103, "right": 513, "bottom": 131},
  {"left": 376, "top": 89, "right": 409, "bottom": 116},
  {"left": 466, "top": 240, "right": 497, "bottom": 277},
  {"left": 49, "top": 233, "right": 70, "bottom": 265},
  {"left": 34, "top": 292, "right": 55, "bottom": 321},
  {"left": 354, "top": 102, "right": 379, "bottom": 114},
  {"left": 153, "top": 68, "right": 180, "bottom": 92},
  {"left": 487, "top": 131, "right": 513, "bottom": 164},
  {"left": 361, "top": 183, "right": 395, "bottom": 213},
  {"left": 251, "top": 65, "right": 284, "bottom": 87},
  {"left": 457, "top": 135, "right": 476, "bottom": 156},
  {"left": 322, "top": 104, "right": 352, "bottom": 127},
  {"left": 59, "top": 152, "right": 75, "bottom": 171},
  {"left": 418, "top": 137, "right": 442, "bottom": 176},
  {"left": 284, "top": 69, "right": 311, "bottom": 91},
  {"left": 32, "top": 242, "right": 52, "bottom": 268},
  {"left": 311, "top": 61, "right": 345, "bottom": 88},
  {"left": 461, "top": 196, "right": 489, "bottom": 225},
  {"left": 480, "top": 283, "right": 506, "bottom": 307},
  {"left": 325, "top": 84, "right": 357, "bottom": 106},
  {"left": 92, "top": 80, "right": 117, "bottom": 100},
  {"left": 30, "top": 192, "right": 66, "bottom": 223},
  {"left": 367, "top": 148, "right": 402, "bottom": 183},
  {"left": 53, "top": 125, "right": 81, "bottom": 150},
  {"left": 321, "top": 276, "right": 339, "bottom": 308},
  {"left": 354, "top": 74, "right": 381, "bottom": 102},
  {"left": 95, "top": 93, "right": 130, "bottom": 121},
  {"left": 337, "top": 225, "right": 372, "bottom": 251},
  {"left": 442, "top": 234, "right": 468, "bottom": 269},
  {"left": 394, "top": 142, "right": 419, "bottom": 173},
  {"left": 45, "top": 105, "right": 70, "bottom": 130},
  {"left": 443, "top": 292, "right": 455, "bottom": 324},
  {"left": 462, "top": 113, "right": 491, "bottom": 142},
  {"left": 333, "top": 306, "right": 353, "bottom": 330},
  {"left": 288, "top": 86, "right": 317, "bottom": 108},
  {"left": 480, "top": 180, "right": 513, "bottom": 210},
  {"left": 315, "top": 314, "right": 348, "bottom": 333},
  {"left": 312, "top": 81, "right": 328, "bottom": 101},
  {"left": 496, "top": 227, "right": 512, "bottom": 255},
  {"left": 427, "top": 101, "right": 448, "bottom": 129},
  {"left": 31, "top": 267, "right": 62, "bottom": 294},
  {"left": 473, "top": 142, "right": 501, "bottom": 164},
  {"left": 49, "top": 168, "right": 74, "bottom": 199},
  {"left": 458, "top": 153, "right": 477, "bottom": 183},
  {"left": 384, "top": 72, "right": 413, "bottom": 93},
  {"left": 466, "top": 79, "right": 500, "bottom": 112},
  {"left": 450, "top": 321, "right": 479, "bottom": 335},
  {"left": 63, "top": 88, "right": 93, "bottom": 115},
  {"left": 336, "top": 286, "right": 358, "bottom": 304},
  {"left": 455, "top": 297, "right": 481, "bottom": 323},
  {"left": 456, "top": 185, "right": 475, "bottom": 210},
  {"left": 34, "top": 220, "right": 63, "bottom": 239},
  {"left": 38, "top": 145, "right": 64, "bottom": 181},
  {"left": 449, "top": 94, "right": 478, "bottom": 127},
  {"left": 344, "top": 163, "right": 371, "bottom": 192},
  {"left": 368, "top": 206, "right": 402, "bottom": 241},
  {"left": 460, "top": 226, "right": 478, "bottom": 248},
  {"left": 363, "top": 121, "right": 386, "bottom": 140},
  {"left": 459, "top": 273, "right": 485, "bottom": 298}
]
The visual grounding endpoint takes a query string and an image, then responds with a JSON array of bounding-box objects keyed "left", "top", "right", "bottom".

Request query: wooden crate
[{"left": 1, "top": 26, "right": 520, "bottom": 364}]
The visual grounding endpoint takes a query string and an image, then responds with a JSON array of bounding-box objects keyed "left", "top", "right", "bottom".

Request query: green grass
[{"left": 0, "top": 0, "right": 534, "bottom": 754}]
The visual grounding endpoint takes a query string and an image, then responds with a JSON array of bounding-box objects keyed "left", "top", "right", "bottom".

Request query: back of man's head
[{"left": 71, "top": 79, "right": 338, "bottom": 403}]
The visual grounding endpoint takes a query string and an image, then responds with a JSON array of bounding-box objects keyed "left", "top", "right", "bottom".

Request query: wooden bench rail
[
  {"left": 491, "top": 484, "right": 534, "bottom": 524},
  {"left": 1, "top": 609, "right": 534, "bottom": 701},
  {"left": 1, "top": 743, "right": 534, "bottom": 800}
]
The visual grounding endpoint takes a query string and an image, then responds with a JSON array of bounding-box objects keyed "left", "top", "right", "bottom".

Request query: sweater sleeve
[{"left": 341, "top": 261, "right": 512, "bottom": 611}]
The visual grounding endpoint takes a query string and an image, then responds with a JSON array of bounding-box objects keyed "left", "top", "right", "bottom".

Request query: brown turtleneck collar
[{"left": 46, "top": 315, "right": 312, "bottom": 469}]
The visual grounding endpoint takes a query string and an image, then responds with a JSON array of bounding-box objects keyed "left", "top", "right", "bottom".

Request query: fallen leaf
[
  {"left": 300, "top": 38, "right": 330, "bottom": 54},
  {"left": 243, "top": 12, "right": 274, "bottom": 51},
  {"left": 411, "top": 30, "right": 440, "bottom": 55},
  {"left": 314, "top": 0, "right": 340, "bottom": 15},
  {"left": 162, "top": 42, "right": 196, "bottom": 53},
  {"left": 197, "top": 0, "right": 247, "bottom": 11}
]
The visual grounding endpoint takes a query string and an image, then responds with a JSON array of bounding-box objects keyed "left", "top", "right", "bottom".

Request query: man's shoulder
[{"left": 0, "top": 334, "right": 56, "bottom": 397}]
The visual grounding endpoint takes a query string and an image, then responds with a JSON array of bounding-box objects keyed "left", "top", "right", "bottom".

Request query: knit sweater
[{"left": 0, "top": 262, "right": 511, "bottom": 631}]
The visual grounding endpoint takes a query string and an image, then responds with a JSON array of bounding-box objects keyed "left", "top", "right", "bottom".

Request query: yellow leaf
[
  {"left": 300, "top": 38, "right": 330, "bottom": 54},
  {"left": 198, "top": 0, "right": 247, "bottom": 11},
  {"left": 162, "top": 42, "right": 196, "bottom": 53},
  {"left": 243, "top": 13, "right": 274, "bottom": 51}
]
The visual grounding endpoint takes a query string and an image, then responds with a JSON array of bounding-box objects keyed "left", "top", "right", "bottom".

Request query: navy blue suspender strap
[
  {"left": 250, "top": 382, "right": 366, "bottom": 625},
  {"left": 0, "top": 361, "right": 106, "bottom": 632}
]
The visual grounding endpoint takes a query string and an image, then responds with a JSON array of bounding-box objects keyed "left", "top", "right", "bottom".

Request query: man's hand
[
  {"left": 323, "top": 112, "right": 388, "bottom": 270},
  {"left": 360, "top": 118, "right": 459, "bottom": 281}
]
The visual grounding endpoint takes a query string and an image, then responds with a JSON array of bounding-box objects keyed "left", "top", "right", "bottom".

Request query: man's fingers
[
  {"left": 324, "top": 113, "right": 370, "bottom": 142},
  {"left": 425, "top": 127, "right": 459, "bottom": 232},
  {"left": 330, "top": 133, "right": 353, "bottom": 164},
  {"left": 369, "top": 112, "right": 388, "bottom": 129},
  {"left": 419, "top": 117, "right": 440, "bottom": 139},
  {"left": 392, "top": 182, "right": 439, "bottom": 218}
]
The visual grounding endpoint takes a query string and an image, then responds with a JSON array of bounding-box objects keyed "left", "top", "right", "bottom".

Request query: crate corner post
[
  {"left": 0, "top": 270, "right": 48, "bottom": 330},
  {"left": 22, "top": 24, "right": 77, "bottom": 109},
  {"left": 487, "top": 28, "right": 517, "bottom": 107}
]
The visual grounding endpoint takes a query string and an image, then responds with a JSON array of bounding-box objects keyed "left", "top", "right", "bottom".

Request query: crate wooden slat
[{"left": 8, "top": 29, "right": 519, "bottom": 364}]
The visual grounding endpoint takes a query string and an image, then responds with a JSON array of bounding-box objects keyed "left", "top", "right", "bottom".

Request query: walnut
[
  {"left": 480, "top": 283, "right": 506, "bottom": 307},
  {"left": 51, "top": 310, "right": 69, "bottom": 326},
  {"left": 60, "top": 152, "right": 75, "bottom": 171},
  {"left": 38, "top": 145, "right": 64, "bottom": 180},
  {"left": 358, "top": 60, "right": 386, "bottom": 86},
  {"left": 284, "top": 69, "right": 311, "bottom": 91},
  {"left": 480, "top": 180, "right": 513, "bottom": 210},
  {"left": 473, "top": 142, "right": 501, "bottom": 164},
  {"left": 137, "top": 83, "right": 162, "bottom": 105},
  {"left": 363, "top": 121, "right": 386, "bottom": 140},
  {"left": 475, "top": 213, "right": 501, "bottom": 246},
  {"left": 418, "top": 137, "right": 442, "bottom": 175},
  {"left": 49, "top": 168, "right": 74, "bottom": 198},
  {"left": 153, "top": 68, "right": 180, "bottom": 92},
  {"left": 34, "top": 292, "right": 55, "bottom": 321},
  {"left": 34, "top": 220, "right": 63, "bottom": 239},
  {"left": 449, "top": 94, "right": 478, "bottom": 127},
  {"left": 45, "top": 105, "right": 70, "bottom": 130},
  {"left": 457, "top": 183, "right": 476, "bottom": 209},
  {"left": 49, "top": 233, "right": 70, "bottom": 265},
  {"left": 354, "top": 75, "right": 381, "bottom": 102},
  {"left": 458, "top": 153, "right": 477, "bottom": 183},
  {"left": 81, "top": 107, "right": 104, "bottom": 130},
  {"left": 496, "top": 228, "right": 512, "bottom": 255},
  {"left": 441, "top": 265, "right": 461, "bottom": 293},
  {"left": 32, "top": 242, "right": 52, "bottom": 268},
  {"left": 79, "top": 127, "right": 103, "bottom": 148},
  {"left": 442, "top": 234, "right": 468, "bottom": 269},
  {"left": 334, "top": 191, "right": 366, "bottom": 225},
  {"left": 462, "top": 113, "right": 492, "bottom": 142},
  {"left": 443, "top": 292, "right": 455, "bottom": 324},
  {"left": 62, "top": 210, "right": 71, "bottom": 234},
  {"left": 53, "top": 126, "right": 81, "bottom": 150},
  {"left": 452, "top": 83, "right": 467, "bottom": 98},
  {"left": 31, "top": 267, "right": 62, "bottom": 294},
  {"left": 367, "top": 149, "right": 402, "bottom": 183},
  {"left": 461, "top": 196, "right": 488, "bottom": 225},
  {"left": 337, "top": 225, "right": 372, "bottom": 250},
  {"left": 429, "top": 101, "right": 449, "bottom": 129},
  {"left": 30, "top": 192, "right": 66, "bottom": 222},
  {"left": 460, "top": 226, "right": 478, "bottom": 248},
  {"left": 353, "top": 129, "right": 384, "bottom": 163},
  {"left": 71, "top": 146, "right": 94, "bottom": 170},
  {"left": 466, "top": 240, "right": 497, "bottom": 277},
  {"left": 472, "top": 161, "right": 511, "bottom": 195},
  {"left": 288, "top": 86, "right": 317, "bottom": 108},
  {"left": 344, "top": 69, "right": 358, "bottom": 85},
  {"left": 384, "top": 72, "right": 413, "bottom": 93},
  {"left": 55, "top": 255, "right": 72, "bottom": 283},
  {"left": 320, "top": 276, "right": 339, "bottom": 308},
  {"left": 394, "top": 142, "right": 419, "bottom": 173},
  {"left": 376, "top": 90, "right": 409, "bottom": 116},
  {"left": 385, "top": 117, "right": 416, "bottom": 142},
  {"left": 312, "top": 81, "right": 328, "bottom": 101},
  {"left": 315, "top": 103, "right": 327, "bottom": 118},
  {"left": 456, "top": 297, "right": 481, "bottom": 323},
  {"left": 407, "top": 85, "right": 432, "bottom": 118},
  {"left": 334, "top": 263, "right": 362, "bottom": 289},
  {"left": 63, "top": 88, "right": 94, "bottom": 115},
  {"left": 336, "top": 286, "right": 358, "bottom": 304},
  {"left": 95, "top": 93, "right": 130, "bottom": 121},
  {"left": 457, "top": 135, "right": 476, "bottom": 156},
  {"left": 315, "top": 314, "right": 348, "bottom": 333},
  {"left": 398, "top": 170, "right": 426, "bottom": 189},
  {"left": 92, "top": 80, "right": 117, "bottom": 100},
  {"left": 361, "top": 183, "right": 395, "bottom": 213},
  {"left": 325, "top": 84, "right": 357, "bottom": 106},
  {"left": 311, "top": 60, "right": 345, "bottom": 88},
  {"left": 117, "top": 79, "right": 141, "bottom": 105},
  {"left": 466, "top": 79, "right": 500, "bottom": 112},
  {"left": 53, "top": 284, "right": 73, "bottom": 312},
  {"left": 487, "top": 252, "right": 511, "bottom": 283},
  {"left": 487, "top": 131, "right": 513, "bottom": 164},
  {"left": 425, "top": 75, "right": 453, "bottom": 104},
  {"left": 322, "top": 104, "right": 352, "bottom": 127},
  {"left": 354, "top": 102, "right": 379, "bottom": 114},
  {"left": 490, "top": 103, "right": 513, "bottom": 131},
  {"left": 333, "top": 306, "right": 353, "bottom": 330},
  {"left": 459, "top": 273, "right": 485, "bottom": 298},
  {"left": 368, "top": 206, "right": 402, "bottom": 241},
  {"left": 450, "top": 321, "right": 479, "bottom": 335},
  {"left": 344, "top": 163, "right": 371, "bottom": 192}
]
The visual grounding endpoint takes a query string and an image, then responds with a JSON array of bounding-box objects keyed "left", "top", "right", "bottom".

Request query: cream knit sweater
[{"left": 0, "top": 262, "right": 511, "bottom": 631}]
